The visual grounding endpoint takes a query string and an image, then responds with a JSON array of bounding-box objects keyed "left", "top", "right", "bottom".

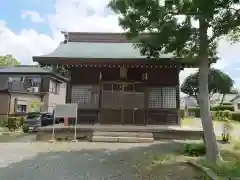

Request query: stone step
[
  {"left": 91, "top": 136, "right": 154, "bottom": 143},
  {"left": 93, "top": 131, "right": 153, "bottom": 138}
]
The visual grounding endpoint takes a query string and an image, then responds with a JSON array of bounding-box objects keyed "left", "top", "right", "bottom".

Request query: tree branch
[{"left": 209, "top": 9, "right": 240, "bottom": 42}]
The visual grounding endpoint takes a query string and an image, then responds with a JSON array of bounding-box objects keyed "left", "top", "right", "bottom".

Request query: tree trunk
[{"left": 198, "top": 18, "right": 221, "bottom": 162}]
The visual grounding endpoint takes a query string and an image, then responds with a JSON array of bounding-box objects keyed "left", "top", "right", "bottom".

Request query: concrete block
[{"left": 91, "top": 136, "right": 118, "bottom": 142}]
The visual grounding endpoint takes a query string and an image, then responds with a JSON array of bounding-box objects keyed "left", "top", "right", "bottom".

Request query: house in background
[
  {"left": 230, "top": 95, "right": 240, "bottom": 111},
  {"left": 0, "top": 65, "right": 68, "bottom": 120},
  {"left": 180, "top": 96, "right": 198, "bottom": 109},
  {"left": 209, "top": 93, "right": 238, "bottom": 106},
  {"left": 180, "top": 93, "right": 239, "bottom": 109}
]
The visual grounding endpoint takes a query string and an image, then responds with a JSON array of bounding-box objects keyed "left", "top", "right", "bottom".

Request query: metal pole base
[
  {"left": 71, "top": 139, "right": 78, "bottom": 142},
  {"left": 49, "top": 139, "right": 56, "bottom": 143}
]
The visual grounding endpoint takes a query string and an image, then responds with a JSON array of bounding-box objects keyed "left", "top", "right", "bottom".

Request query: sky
[{"left": 0, "top": 0, "right": 240, "bottom": 90}]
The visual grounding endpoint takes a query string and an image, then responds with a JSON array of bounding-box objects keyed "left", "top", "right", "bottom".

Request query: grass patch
[
  {"left": 138, "top": 140, "right": 240, "bottom": 179},
  {"left": 183, "top": 141, "right": 240, "bottom": 179},
  {"left": 135, "top": 143, "right": 208, "bottom": 179},
  {"left": 199, "top": 149, "right": 240, "bottom": 178}
]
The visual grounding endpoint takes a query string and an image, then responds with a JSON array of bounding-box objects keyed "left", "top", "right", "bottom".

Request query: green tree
[
  {"left": 181, "top": 68, "right": 234, "bottom": 102},
  {"left": 0, "top": 55, "right": 20, "bottom": 67},
  {"left": 109, "top": 0, "right": 240, "bottom": 162}
]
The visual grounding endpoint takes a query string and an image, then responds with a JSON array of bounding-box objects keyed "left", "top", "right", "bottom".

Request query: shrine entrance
[{"left": 100, "top": 81, "right": 145, "bottom": 125}]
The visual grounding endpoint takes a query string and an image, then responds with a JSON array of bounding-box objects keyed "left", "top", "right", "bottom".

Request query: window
[
  {"left": 31, "top": 77, "right": 41, "bottom": 87},
  {"left": 50, "top": 80, "right": 60, "bottom": 94},
  {"left": 16, "top": 105, "right": 27, "bottom": 113},
  {"left": 55, "top": 82, "right": 60, "bottom": 94},
  {"left": 27, "top": 77, "right": 41, "bottom": 88},
  {"left": 148, "top": 88, "right": 162, "bottom": 108},
  {"left": 148, "top": 87, "right": 177, "bottom": 109},
  {"left": 71, "top": 86, "right": 90, "bottom": 104},
  {"left": 162, "top": 87, "right": 176, "bottom": 108}
]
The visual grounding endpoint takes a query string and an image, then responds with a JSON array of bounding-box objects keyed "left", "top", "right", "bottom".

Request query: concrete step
[
  {"left": 93, "top": 131, "right": 153, "bottom": 138},
  {"left": 91, "top": 135, "right": 154, "bottom": 143},
  {"left": 118, "top": 137, "right": 154, "bottom": 143},
  {"left": 92, "top": 131, "right": 154, "bottom": 143},
  {"left": 91, "top": 136, "right": 119, "bottom": 142}
]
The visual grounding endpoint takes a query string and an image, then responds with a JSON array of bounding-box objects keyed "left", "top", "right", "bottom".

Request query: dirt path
[{"left": 0, "top": 141, "right": 204, "bottom": 180}]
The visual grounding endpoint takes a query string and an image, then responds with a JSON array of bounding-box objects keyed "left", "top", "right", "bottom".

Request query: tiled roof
[
  {"left": 35, "top": 42, "right": 174, "bottom": 59},
  {"left": 0, "top": 65, "right": 68, "bottom": 82},
  {"left": 0, "top": 65, "right": 52, "bottom": 74}
]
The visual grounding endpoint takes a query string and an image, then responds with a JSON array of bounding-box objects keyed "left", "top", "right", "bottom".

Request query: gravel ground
[{"left": 0, "top": 141, "right": 189, "bottom": 180}]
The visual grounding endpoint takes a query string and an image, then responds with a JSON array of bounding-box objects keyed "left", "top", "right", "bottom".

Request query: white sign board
[{"left": 54, "top": 104, "right": 78, "bottom": 118}]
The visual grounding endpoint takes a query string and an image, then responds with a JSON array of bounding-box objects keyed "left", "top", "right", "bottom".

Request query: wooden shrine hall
[{"left": 33, "top": 32, "right": 194, "bottom": 126}]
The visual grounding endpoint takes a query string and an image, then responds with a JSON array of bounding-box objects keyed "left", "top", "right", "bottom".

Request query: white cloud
[
  {"left": 21, "top": 10, "right": 45, "bottom": 23},
  {"left": 0, "top": 0, "right": 239, "bottom": 88},
  {"left": 0, "top": 21, "right": 57, "bottom": 64},
  {"left": 47, "top": 0, "right": 121, "bottom": 33}
]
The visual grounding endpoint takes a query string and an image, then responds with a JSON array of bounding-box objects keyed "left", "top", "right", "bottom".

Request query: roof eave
[{"left": 33, "top": 56, "right": 198, "bottom": 67}]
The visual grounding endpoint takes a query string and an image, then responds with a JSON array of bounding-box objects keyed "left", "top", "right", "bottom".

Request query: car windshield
[{"left": 26, "top": 112, "right": 41, "bottom": 119}]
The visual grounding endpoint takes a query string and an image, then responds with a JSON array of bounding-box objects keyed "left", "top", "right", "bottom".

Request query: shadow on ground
[{"left": 0, "top": 141, "right": 202, "bottom": 180}]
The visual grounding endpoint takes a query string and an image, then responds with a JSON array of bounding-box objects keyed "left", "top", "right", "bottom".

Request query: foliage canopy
[
  {"left": 181, "top": 68, "right": 234, "bottom": 100},
  {"left": 0, "top": 55, "right": 20, "bottom": 67}
]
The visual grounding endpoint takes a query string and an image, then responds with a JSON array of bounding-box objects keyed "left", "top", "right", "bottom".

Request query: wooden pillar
[
  {"left": 144, "top": 84, "right": 149, "bottom": 125},
  {"left": 65, "top": 69, "right": 72, "bottom": 103},
  {"left": 176, "top": 68, "right": 181, "bottom": 125}
]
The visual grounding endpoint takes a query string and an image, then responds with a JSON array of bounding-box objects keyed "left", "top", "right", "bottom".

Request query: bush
[
  {"left": 184, "top": 143, "right": 206, "bottom": 157},
  {"left": 215, "top": 110, "right": 231, "bottom": 121},
  {"left": 7, "top": 117, "right": 24, "bottom": 131},
  {"left": 222, "top": 103, "right": 232, "bottom": 106},
  {"left": 231, "top": 112, "right": 240, "bottom": 122},
  {"left": 188, "top": 107, "right": 200, "bottom": 117},
  {"left": 0, "top": 119, "right": 8, "bottom": 127},
  {"left": 211, "top": 111, "right": 217, "bottom": 120},
  {"left": 211, "top": 105, "right": 234, "bottom": 111}
]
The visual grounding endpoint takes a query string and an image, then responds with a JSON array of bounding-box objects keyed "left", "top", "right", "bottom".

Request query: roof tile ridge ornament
[{"left": 61, "top": 31, "right": 69, "bottom": 44}]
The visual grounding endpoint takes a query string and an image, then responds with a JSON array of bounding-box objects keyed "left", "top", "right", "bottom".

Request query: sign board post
[{"left": 49, "top": 104, "right": 78, "bottom": 143}]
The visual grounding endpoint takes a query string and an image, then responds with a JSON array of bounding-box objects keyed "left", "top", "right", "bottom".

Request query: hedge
[
  {"left": 211, "top": 105, "right": 234, "bottom": 111},
  {"left": 231, "top": 112, "right": 240, "bottom": 122},
  {"left": 184, "top": 107, "right": 240, "bottom": 121},
  {"left": 222, "top": 103, "right": 232, "bottom": 106}
]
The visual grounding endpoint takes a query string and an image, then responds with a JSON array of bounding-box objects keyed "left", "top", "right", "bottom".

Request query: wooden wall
[{"left": 69, "top": 66, "right": 180, "bottom": 125}]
